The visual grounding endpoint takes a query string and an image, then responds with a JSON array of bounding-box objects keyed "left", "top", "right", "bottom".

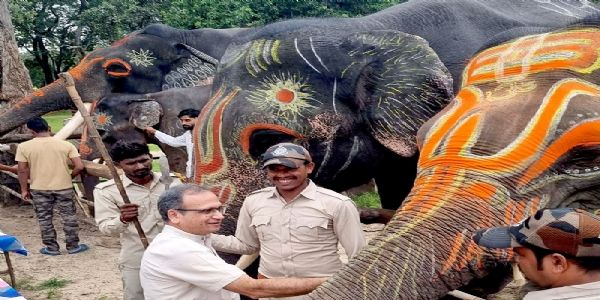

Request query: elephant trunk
[
  {"left": 309, "top": 174, "right": 541, "bottom": 299},
  {"left": 0, "top": 79, "right": 74, "bottom": 135}
]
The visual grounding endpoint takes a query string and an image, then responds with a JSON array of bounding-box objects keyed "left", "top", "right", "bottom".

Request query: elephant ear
[
  {"left": 343, "top": 30, "right": 453, "bottom": 157},
  {"left": 161, "top": 43, "right": 218, "bottom": 90},
  {"left": 129, "top": 100, "right": 163, "bottom": 129}
]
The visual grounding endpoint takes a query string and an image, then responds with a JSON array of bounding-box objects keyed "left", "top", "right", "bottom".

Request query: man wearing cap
[
  {"left": 212, "top": 142, "right": 365, "bottom": 300},
  {"left": 473, "top": 208, "right": 600, "bottom": 300}
]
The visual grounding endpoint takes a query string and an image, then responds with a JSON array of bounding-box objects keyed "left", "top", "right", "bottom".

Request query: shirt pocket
[
  {"left": 293, "top": 216, "right": 329, "bottom": 242},
  {"left": 251, "top": 215, "right": 275, "bottom": 241}
]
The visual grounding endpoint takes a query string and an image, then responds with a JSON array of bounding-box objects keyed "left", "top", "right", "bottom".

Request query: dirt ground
[{"left": 0, "top": 203, "right": 522, "bottom": 300}]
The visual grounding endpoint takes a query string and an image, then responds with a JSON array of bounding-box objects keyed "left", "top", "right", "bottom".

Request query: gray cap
[{"left": 261, "top": 143, "right": 312, "bottom": 169}]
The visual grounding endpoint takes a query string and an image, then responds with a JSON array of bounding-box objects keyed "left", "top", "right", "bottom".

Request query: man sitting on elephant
[
  {"left": 474, "top": 208, "right": 600, "bottom": 300},
  {"left": 145, "top": 108, "right": 199, "bottom": 179},
  {"left": 211, "top": 142, "right": 365, "bottom": 299}
]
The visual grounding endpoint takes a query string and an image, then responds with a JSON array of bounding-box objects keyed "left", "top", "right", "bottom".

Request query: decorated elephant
[
  {"left": 91, "top": 86, "right": 211, "bottom": 174},
  {"left": 0, "top": 24, "right": 249, "bottom": 137},
  {"left": 0, "top": 0, "right": 595, "bottom": 139},
  {"left": 305, "top": 26, "right": 600, "bottom": 298}
]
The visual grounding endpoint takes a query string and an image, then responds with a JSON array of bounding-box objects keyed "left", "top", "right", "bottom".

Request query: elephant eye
[{"left": 103, "top": 58, "right": 132, "bottom": 77}]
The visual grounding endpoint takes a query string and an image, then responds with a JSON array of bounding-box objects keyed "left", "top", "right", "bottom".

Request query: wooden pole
[{"left": 59, "top": 72, "right": 149, "bottom": 249}]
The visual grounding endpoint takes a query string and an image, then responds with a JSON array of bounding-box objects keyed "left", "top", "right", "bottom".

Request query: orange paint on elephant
[
  {"left": 103, "top": 58, "right": 132, "bottom": 77},
  {"left": 463, "top": 29, "right": 600, "bottom": 86},
  {"left": 68, "top": 57, "right": 104, "bottom": 81},
  {"left": 239, "top": 124, "right": 303, "bottom": 155}
]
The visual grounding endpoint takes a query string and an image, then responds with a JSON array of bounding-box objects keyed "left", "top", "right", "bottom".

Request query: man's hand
[
  {"left": 119, "top": 203, "right": 139, "bottom": 223},
  {"left": 20, "top": 190, "right": 31, "bottom": 203},
  {"left": 144, "top": 127, "right": 156, "bottom": 135}
]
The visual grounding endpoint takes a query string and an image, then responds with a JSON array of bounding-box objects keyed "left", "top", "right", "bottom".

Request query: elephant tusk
[
  {"left": 446, "top": 290, "right": 485, "bottom": 300},
  {"left": 235, "top": 253, "right": 259, "bottom": 270},
  {"left": 54, "top": 103, "right": 91, "bottom": 140}
]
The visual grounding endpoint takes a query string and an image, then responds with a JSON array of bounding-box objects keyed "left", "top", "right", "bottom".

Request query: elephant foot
[{"left": 358, "top": 208, "right": 396, "bottom": 224}]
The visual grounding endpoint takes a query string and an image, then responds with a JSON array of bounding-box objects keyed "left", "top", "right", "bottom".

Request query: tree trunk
[
  {"left": 0, "top": 0, "right": 32, "bottom": 206},
  {"left": 0, "top": 0, "right": 32, "bottom": 104}
]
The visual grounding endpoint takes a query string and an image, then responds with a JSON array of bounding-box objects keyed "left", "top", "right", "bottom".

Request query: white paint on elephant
[
  {"left": 333, "top": 136, "right": 361, "bottom": 179},
  {"left": 262, "top": 40, "right": 273, "bottom": 65},
  {"left": 532, "top": 0, "right": 600, "bottom": 17},
  {"left": 294, "top": 38, "right": 321, "bottom": 74},
  {"left": 310, "top": 37, "right": 330, "bottom": 72},
  {"left": 315, "top": 140, "right": 334, "bottom": 179},
  {"left": 496, "top": 33, "right": 548, "bottom": 82},
  {"left": 127, "top": 49, "right": 155, "bottom": 67},
  {"left": 332, "top": 78, "right": 339, "bottom": 114},
  {"left": 54, "top": 103, "right": 91, "bottom": 140}
]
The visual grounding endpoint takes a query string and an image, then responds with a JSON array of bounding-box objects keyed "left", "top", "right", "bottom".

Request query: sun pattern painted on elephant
[
  {"left": 93, "top": 112, "right": 113, "bottom": 130},
  {"left": 126, "top": 49, "right": 156, "bottom": 67},
  {"left": 462, "top": 28, "right": 600, "bottom": 87},
  {"left": 247, "top": 72, "right": 319, "bottom": 123}
]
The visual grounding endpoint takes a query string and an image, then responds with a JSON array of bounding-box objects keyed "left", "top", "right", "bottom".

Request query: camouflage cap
[
  {"left": 473, "top": 208, "right": 600, "bottom": 257},
  {"left": 261, "top": 143, "right": 312, "bottom": 169}
]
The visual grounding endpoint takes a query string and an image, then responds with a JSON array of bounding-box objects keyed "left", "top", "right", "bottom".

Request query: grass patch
[
  {"left": 351, "top": 191, "right": 382, "bottom": 209},
  {"left": 43, "top": 110, "right": 72, "bottom": 132},
  {"left": 16, "top": 277, "right": 70, "bottom": 300}
]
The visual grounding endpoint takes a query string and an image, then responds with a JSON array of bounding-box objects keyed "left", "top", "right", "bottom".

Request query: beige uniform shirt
[
  {"left": 212, "top": 180, "right": 365, "bottom": 280},
  {"left": 94, "top": 172, "right": 180, "bottom": 269},
  {"left": 15, "top": 137, "right": 79, "bottom": 190}
]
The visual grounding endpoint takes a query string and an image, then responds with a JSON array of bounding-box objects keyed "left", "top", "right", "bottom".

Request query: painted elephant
[
  {"left": 0, "top": 24, "right": 249, "bottom": 137},
  {"left": 1, "top": 0, "right": 595, "bottom": 138},
  {"left": 307, "top": 26, "right": 600, "bottom": 298},
  {"left": 91, "top": 86, "right": 211, "bottom": 174}
]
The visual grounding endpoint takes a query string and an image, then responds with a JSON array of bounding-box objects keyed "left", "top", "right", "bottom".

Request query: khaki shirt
[
  {"left": 212, "top": 180, "right": 365, "bottom": 279},
  {"left": 94, "top": 172, "right": 180, "bottom": 269},
  {"left": 15, "top": 137, "right": 79, "bottom": 190}
]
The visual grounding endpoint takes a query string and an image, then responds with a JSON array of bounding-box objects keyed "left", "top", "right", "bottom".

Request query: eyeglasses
[{"left": 175, "top": 206, "right": 226, "bottom": 215}]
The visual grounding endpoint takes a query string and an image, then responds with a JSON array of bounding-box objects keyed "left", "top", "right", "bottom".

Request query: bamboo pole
[{"left": 59, "top": 72, "right": 149, "bottom": 249}]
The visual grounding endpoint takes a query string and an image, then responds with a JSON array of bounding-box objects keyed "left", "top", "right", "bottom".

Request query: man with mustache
[
  {"left": 94, "top": 141, "right": 180, "bottom": 300},
  {"left": 211, "top": 142, "right": 365, "bottom": 300},
  {"left": 145, "top": 108, "right": 198, "bottom": 179},
  {"left": 474, "top": 208, "right": 600, "bottom": 300}
]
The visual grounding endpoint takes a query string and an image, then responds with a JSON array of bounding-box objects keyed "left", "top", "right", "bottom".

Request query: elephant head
[
  {"left": 0, "top": 24, "right": 248, "bottom": 138},
  {"left": 90, "top": 86, "right": 211, "bottom": 174},
  {"left": 308, "top": 27, "right": 600, "bottom": 298},
  {"left": 193, "top": 29, "right": 452, "bottom": 249}
]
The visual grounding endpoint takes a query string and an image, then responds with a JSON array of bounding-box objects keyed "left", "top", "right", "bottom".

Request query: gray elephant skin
[
  {"left": 307, "top": 26, "right": 600, "bottom": 298},
  {"left": 91, "top": 86, "right": 211, "bottom": 174}
]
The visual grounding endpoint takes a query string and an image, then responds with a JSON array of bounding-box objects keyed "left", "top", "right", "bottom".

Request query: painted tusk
[
  {"left": 446, "top": 290, "right": 485, "bottom": 300},
  {"left": 54, "top": 103, "right": 91, "bottom": 140},
  {"left": 235, "top": 253, "right": 259, "bottom": 270}
]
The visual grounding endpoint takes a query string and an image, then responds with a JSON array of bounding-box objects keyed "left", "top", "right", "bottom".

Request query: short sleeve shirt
[
  {"left": 15, "top": 137, "right": 80, "bottom": 190},
  {"left": 140, "top": 225, "right": 244, "bottom": 300}
]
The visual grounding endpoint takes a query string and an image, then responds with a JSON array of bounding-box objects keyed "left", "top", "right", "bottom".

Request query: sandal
[
  {"left": 67, "top": 244, "right": 89, "bottom": 254},
  {"left": 39, "top": 247, "right": 61, "bottom": 256}
]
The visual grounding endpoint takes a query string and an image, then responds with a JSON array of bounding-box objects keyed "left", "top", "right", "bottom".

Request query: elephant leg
[{"left": 374, "top": 154, "right": 418, "bottom": 209}]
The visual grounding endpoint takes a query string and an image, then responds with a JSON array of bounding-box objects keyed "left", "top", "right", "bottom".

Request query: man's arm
[
  {"left": 145, "top": 127, "right": 187, "bottom": 147},
  {"left": 0, "top": 164, "right": 17, "bottom": 174},
  {"left": 225, "top": 274, "right": 327, "bottom": 299},
  {"left": 17, "top": 162, "right": 31, "bottom": 202},
  {"left": 334, "top": 200, "right": 366, "bottom": 259},
  {"left": 211, "top": 199, "right": 260, "bottom": 254},
  {"left": 93, "top": 187, "right": 129, "bottom": 236},
  {"left": 70, "top": 157, "right": 84, "bottom": 178}
]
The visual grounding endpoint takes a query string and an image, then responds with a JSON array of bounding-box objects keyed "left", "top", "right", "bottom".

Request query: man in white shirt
[
  {"left": 473, "top": 208, "right": 600, "bottom": 300},
  {"left": 145, "top": 108, "right": 198, "bottom": 178},
  {"left": 140, "top": 184, "right": 327, "bottom": 300}
]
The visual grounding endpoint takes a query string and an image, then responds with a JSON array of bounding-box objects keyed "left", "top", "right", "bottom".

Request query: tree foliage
[{"left": 10, "top": 0, "right": 402, "bottom": 87}]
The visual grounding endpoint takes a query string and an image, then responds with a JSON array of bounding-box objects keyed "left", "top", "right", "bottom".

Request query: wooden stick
[
  {"left": 72, "top": 186, "right": 91, "bottom": 218},
  {"left": 2, "top": 251, "right": 16, "bottom": 287},
  {"left": 59, "top": 72, "right": 149, "bottom": 249},
  {"left": 0, "top": 184, "right": 22, "bottom": 200}
]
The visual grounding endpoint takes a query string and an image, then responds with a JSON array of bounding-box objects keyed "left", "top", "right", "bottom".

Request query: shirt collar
[
  {"left": 121, "top": 172, "right": 160, "bottom": 188},
  {"left": 163, "top": 225, "right": 211, "bottom": 245},
  {"left": 271, "top": 179, "right": 318, "bottom": 201}
]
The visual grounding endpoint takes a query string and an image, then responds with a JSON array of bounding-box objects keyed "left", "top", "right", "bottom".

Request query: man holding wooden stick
[{"left": 94, "top": 141, "right": 180, "bottom": 300}]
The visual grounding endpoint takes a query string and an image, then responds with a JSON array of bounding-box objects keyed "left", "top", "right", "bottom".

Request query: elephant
[
  {"left": 0, "top": 0, "right": 596, "bottom": 139},
  {"left": 306, "top": 26, "right": 600, "bottom": 298},
  {"left": 91, "top": 86, "right": 211, "bottom": 175},
  {"left": 0, "top": 24, "right": 250, "bottom": 137}
]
